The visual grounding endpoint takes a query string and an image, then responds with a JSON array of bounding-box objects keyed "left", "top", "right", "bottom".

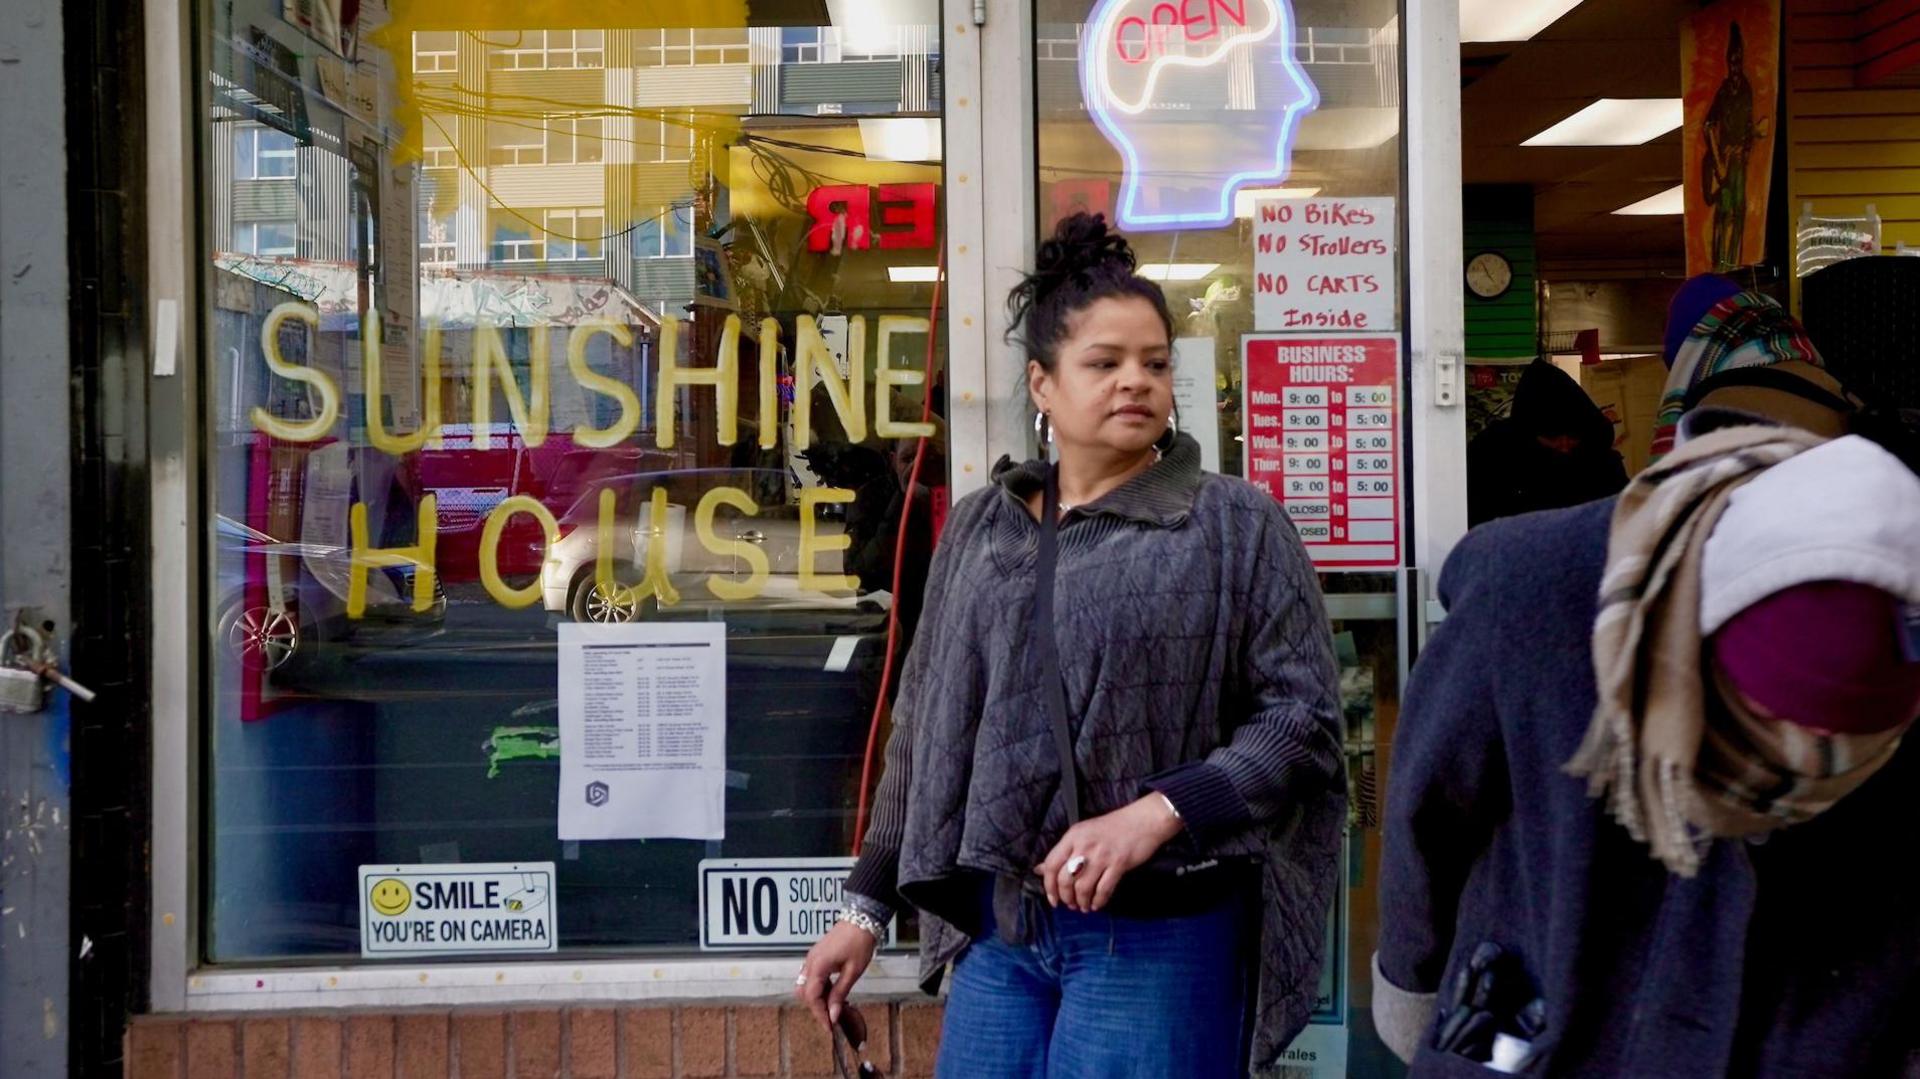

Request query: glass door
[{"left": 1006, "top": 0, "right": 1416, "bottom": 1073}]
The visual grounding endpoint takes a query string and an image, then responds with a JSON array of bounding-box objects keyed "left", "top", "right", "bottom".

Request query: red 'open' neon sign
[{"left": 1112, "top": 0, "right": 1252, "bottom": 64}]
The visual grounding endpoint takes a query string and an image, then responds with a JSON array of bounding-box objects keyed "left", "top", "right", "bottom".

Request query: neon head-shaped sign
[{"left": 1080, "top": 0, "right": 1319, "bottom": 231}]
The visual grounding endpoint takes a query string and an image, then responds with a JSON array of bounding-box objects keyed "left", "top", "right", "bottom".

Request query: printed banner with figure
[{"left": 1682, "top": 0, "right": 1780, "bottom": 275}]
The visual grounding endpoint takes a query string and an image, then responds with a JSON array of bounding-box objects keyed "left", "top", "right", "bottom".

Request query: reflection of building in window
[
  {"left": 781, "top": 25, "right": 909, "bottom": 63},
  {"left": 414, "top": 30, "right": 458, "bottom": 73},
  {"left": 635, "top": 27, "right": 750, "bottom": 66},
  {"left": 487, "top": 119, "right": 546, "bottom": 166},
  {"left": 423, "top": 119, "right": 458, "bottom": 169},
  {"left": 487, "top": 29, "right": 605, "bottom": 71},
  {"left": 234, "top": 125, "right": 298, "bottom": 180},
  {"left": 492, "top": 208, "right": 604, "bottom": 262},
  {"left": 633, "top": 203, "right": 694, "bottom": 259},
  {"left": 1294, "top": 26, "right": 1378, "bottom": 66},
  {"left": 486, "top": 116, "right": 605, "bottom": 167},
  {"left": 637, "top": 113, "right": 695, "bottom": 164},
  {"left": 547, "top": 208, "right": 605, "bottom": 260},
  {"left": 420, "top": 206, "right": 456, "bottom": 266},
  {"left": 235, "top": 221, "right": 298, "bottom": 256},
  {"left": 1037, "top": 34, "right": 1078, "bottom": 61},
  {"left": 492, "top": 218, "right": 542, "bottom": 262},
  {"left": 546, "top": 116, "right": 605, "bottom": 165}
]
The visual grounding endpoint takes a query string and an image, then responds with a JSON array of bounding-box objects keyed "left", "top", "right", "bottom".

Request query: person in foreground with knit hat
[
  {"left": 1372, "top": 417, "right": 1920, "bottom": 1075},
  {"left": 795, "top": 214, "right": 1345, "bottom": 1078}
]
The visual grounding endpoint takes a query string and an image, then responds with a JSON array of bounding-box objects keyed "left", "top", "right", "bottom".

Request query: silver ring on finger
[
  {"left": 794, "top": 972, "right": 808, "bottom": 986},
  {"left": 1065, "top": 854, "right": 1088, "bottom": 876}
]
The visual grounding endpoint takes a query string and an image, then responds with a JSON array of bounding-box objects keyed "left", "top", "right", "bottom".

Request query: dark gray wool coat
[
  {"left": 844, "top": 434, "right": 1348, "bottom": 1066},
  {"left": 1375, "top": 499, "right": 1920, "bottom": 1077}
]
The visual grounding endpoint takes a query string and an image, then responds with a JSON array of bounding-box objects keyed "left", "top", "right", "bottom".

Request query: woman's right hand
[{"left": 795, "top": 921, "right": 880, "bottom": 1032}]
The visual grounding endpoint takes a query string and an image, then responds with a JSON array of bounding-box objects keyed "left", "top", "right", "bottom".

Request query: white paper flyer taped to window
[{"left": 558, "top": 622, "right": 727, "bottom": 840}]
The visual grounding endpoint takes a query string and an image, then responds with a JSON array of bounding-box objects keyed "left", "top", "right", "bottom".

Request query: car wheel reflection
[
  {"left": 571, "top": 578, "right": 643, "bottom": 624},
  {"left": 219, "top": 600, "right": 301, "bottom": 670}
]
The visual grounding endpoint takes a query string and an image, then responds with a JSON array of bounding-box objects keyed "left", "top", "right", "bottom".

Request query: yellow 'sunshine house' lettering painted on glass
[
  {"left": 472, "top": 321, "right": 550, "bottom": 449},
  {"left": 874, "top": 315, "right": 939, "bottom": 440},
  {"left": 363, "top": 308, "right": 444, "bottom": 456},
  {"left": 251, "top": 308, "right": 928, "bottom": 457},
  {"left": 596, "top": 486, "right": 681, "bottom": 610},
  {"left": 695, "top": 487, "right": 771, "bottom": 603},
  {"left": 757, "top": 319, "right": 782, "bottom": 450},
  {"left": 794, "top": 314, "right": 867, "bottom": 447},
  {"left": 798, "top": 487, "right": 859, "bottom": 594},
  {"left": 349, "top": 496, "right": 440, "bottom": 619},
  {"left": 479, "top": 496, "right": 561, "bottom": 609},
  {"left": 654, "top": 314, "right": 740, "bottom": 449},
  {"left": 251, "top": 304, "right": 926, "bottom": 614},
  {"left": 566, "top": 319, "right": 641, "bottom": 450},
  {"left": 253, "top": 302, "right": 341, "bottom": 443}
]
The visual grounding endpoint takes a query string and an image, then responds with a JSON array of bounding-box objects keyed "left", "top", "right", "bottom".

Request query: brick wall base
[{"left": 124, "top": 1001, "right": 944, "bottom": 1079}]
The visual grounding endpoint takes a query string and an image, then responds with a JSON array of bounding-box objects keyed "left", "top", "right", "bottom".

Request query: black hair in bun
[{"left": 1007, "top": 212, "right": 1176, "bottom": 370}]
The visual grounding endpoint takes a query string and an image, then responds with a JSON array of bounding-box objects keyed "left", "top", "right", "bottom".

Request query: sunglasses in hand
[{"left": 834, "top": 1003, "right": 884, "bottom": 1079}]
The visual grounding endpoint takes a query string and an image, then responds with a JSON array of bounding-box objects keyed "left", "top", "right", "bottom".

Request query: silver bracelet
[
  {"left": 838, "top": 906, "right": 887, "bottom": 940},
  {"left": 1157, "top": 792, "right": 1184, "bottom": 822}
]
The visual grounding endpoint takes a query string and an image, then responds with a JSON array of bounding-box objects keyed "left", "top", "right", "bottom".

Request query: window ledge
[{"left": 184, "top": 953, "right": 926, "bottom": 1011}]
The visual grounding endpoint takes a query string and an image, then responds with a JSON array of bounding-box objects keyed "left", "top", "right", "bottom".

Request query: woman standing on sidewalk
[{"left": 795, "top": 213, "right": 1346, "bottom": 1078}]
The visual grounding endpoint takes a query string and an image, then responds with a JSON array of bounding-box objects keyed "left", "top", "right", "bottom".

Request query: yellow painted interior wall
[{"left": 1787, "top": 0, "right": 1920, "bottom": 307}]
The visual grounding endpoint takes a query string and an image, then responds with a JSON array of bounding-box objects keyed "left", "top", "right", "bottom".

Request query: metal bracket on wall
[{"left": 1433, "top": 350, "right": 1461, "bottom": 407}]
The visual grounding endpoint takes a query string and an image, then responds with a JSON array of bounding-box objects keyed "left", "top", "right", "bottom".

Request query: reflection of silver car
[
  {"left": 539, "top": 469, "right": 850, "bottom": 623},
  {"left": 213, "top": 515, "right": 446, "bottom": 670}
]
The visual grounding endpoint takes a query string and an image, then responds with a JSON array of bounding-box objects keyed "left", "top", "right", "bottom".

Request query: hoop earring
[
  {"left": 1155, "top": 411, "right": 1179, "bottom": 456},
  {"left": 1033, "top": 411, "right": 1053, "bottom": 452}
]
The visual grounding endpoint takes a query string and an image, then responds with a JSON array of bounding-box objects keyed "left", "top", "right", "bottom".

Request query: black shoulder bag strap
[{"left": 1034, "top": 466, "right": 1083, "bottom": 826}]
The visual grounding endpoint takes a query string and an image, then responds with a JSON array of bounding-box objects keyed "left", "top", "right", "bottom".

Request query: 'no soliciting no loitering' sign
[{"left": 699, "top": 858, "right": 898, "bottom": 950}]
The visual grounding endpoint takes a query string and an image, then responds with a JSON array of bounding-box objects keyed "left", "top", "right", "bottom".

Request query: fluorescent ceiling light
[
  {"left": 859, "top": 118, "right": 942, "bottom": 163},
  {"left": 889, "top": 265, "right": 941, "bottom": 283},
  {"left": 1136, "top": 263, "right": 1220, "bottom": 282},
  {"left": 1522, "top": 99, "right": 1684, "bottom": 146},
  {"left": 1233, "top": 187, "right": 1321, "bottom": 219},
  {"left": 1612, "top": 184, "right": 1685, "bottom": 215},
  {"left": 1461, "top": 0, "right": 1585, "bottom": 42}
]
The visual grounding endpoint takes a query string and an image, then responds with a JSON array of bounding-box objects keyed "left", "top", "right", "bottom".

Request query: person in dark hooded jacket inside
[{"left": 1467, "top": 360, "right": 1628, "bottom": 528}]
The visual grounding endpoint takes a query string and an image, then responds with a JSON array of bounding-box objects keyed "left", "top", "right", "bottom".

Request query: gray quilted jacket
[{"left": 844, "top": 434, "right": 1347, "bottom": 1066}]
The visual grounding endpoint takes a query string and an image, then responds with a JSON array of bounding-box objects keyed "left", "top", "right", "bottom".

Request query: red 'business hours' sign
[{"left": 1242, "top": 333, "right": 1401, "bottom": 569}]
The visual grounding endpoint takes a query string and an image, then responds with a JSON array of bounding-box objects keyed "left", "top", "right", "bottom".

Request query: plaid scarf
[
  {"left": 1568, "top": 425, "right": 1908, "bottom": 877},
  {"left": 1650, "top": 292, "right": 1824, "bottom": 462}
]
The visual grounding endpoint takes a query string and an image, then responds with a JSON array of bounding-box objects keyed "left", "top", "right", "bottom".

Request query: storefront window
[{"left": 203, "top": 5, "right": 947, "bottom": 962}]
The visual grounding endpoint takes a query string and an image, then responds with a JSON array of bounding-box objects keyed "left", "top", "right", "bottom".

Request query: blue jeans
[{"left": 934, "top": 895, "right": 1255, "bottom": 1079}]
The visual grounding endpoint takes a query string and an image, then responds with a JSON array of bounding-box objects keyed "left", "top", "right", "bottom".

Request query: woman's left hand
[{"left": 1035, "top": 795, "right": 1185, "bottom": 913}]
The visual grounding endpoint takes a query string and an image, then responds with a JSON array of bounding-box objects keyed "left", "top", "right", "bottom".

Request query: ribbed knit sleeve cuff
[
  {"left": 843, "top": 846, "right": 902, "bottom": 918},
  {"left": 1143, "top": 762, "right": 1253, "bottom": 848},
  {"left": 1371, "top": 952, "right": 1438, "bottom": 1064}
]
